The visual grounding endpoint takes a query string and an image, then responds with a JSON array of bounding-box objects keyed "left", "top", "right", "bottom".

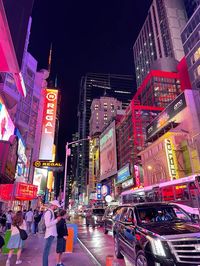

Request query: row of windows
[{"left": 191, "top": 46, "right": 200, "bottom": 65}]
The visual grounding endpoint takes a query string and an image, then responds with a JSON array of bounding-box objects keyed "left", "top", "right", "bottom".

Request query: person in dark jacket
[
  {"left": 0, "top": 235, "right": 5, "bottom": 252},
  {"left": 56, "top": 210, "right": 68, "bottom": 266}
]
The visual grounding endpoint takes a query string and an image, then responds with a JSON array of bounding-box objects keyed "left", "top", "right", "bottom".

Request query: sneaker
[
  {"left": 16, "top": 260, "right": 22, "bottom": 265},
  {"left": 6, "top": 259, "right": 10, "bottom": 266}
]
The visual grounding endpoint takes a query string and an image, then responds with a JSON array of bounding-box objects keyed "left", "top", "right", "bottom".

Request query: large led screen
[
  {"left": 0, "top": 97, "right": 15, "bottom": 141},
  {"left": 100, "top": 121, "right": 117, "bottom": 181}
]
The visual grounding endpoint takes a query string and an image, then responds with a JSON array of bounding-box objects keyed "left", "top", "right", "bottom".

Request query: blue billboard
[{"left": 116, "top": 164, "right": 131, "bottom": 184}]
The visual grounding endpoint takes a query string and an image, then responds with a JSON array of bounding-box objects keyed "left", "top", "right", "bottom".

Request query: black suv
[{"left": 113, "top": 202, "right": 200, "bottom": 266}]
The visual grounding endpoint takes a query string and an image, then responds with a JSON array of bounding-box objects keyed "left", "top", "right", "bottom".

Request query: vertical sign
[
  {"left": 96, "top": 183, "right": 102, "bottom": 200},
  {"left": 165, "top": 139, "right": 178, "bottom": 180},
  {"left": 39, "top": 89, "right": 58, "bottom": 160}
]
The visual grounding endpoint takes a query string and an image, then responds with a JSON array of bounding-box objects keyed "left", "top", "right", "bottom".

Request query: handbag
[{"left": 16, "top": 225, "right": 28, "bottom": 240}]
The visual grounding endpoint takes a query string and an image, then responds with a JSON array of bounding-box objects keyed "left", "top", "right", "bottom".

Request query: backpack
[{"left": 39, "top": 210, "right": 53, "bottom": 233}]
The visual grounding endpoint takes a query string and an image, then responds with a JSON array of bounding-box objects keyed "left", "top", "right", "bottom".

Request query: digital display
[
  {"left": 116, "top": 164, "right": 130, "bottom": 184},
  {"left": 0, "top": 97, "right": 15, "bottom": 141},
  {"left": 100, "top": 121, "right": 117, "bottom": 181}
]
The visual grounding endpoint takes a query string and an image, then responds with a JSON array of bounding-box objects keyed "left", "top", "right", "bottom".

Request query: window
[{"left": 94, "top": 104, "right": 99, "bottom": 110}]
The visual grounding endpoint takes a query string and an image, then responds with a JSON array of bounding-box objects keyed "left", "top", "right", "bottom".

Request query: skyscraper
[
  {"left": 77, "top": 73, "right": 134, "bottom": 198},
  {"left": 133, "top": 0, "right": 187, "bottom": 87}
]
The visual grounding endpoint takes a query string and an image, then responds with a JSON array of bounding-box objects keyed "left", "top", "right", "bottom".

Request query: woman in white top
[{"left": 6, "top": 211, "right": 27, "bottom": 266}]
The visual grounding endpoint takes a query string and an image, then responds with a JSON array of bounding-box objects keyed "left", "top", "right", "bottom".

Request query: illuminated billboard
[
  {"left": 0, "top": 97, "right": 15, "bottom": 141},
  {"left": 39, "top": 89, "right": 58, "bottom": 161},
  {"left": 33, "top": 168, "right": 48, "bottom": 195},
  {"left": 100, "top": 121, "right": 117, "bottom": 180}
]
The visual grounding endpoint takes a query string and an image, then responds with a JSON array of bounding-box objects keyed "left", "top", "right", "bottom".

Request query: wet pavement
[
  {"left": 0, "top": 233, "right": 95, "bottom": 266},
  {"left": 74, "top": 216, "right": 131, "bottom": 266}
]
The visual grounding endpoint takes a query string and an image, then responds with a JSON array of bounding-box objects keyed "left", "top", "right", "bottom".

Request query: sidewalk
[{"left": 0, "top": 234, "right": 95, "bottom": 266}]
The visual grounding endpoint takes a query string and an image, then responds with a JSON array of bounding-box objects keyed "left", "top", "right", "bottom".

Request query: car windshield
[
  {"left": 92, "top": 209, "right": 105, "bottom": 215},
  {"left": 136, "top": 205, "right": 193, "bottom": 224}
]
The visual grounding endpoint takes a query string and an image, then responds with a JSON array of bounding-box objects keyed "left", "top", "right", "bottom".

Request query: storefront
[{"left": 0, "top": 182, "right": 38, "bottom": 211}]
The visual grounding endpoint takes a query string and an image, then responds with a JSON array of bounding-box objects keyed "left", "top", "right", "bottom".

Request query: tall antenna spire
[
  {"left": 48, "top": 43, "right": 53, "bottom": 73},
  {"left": 55, "top": 75, "right": 58, "bottom": 87}
]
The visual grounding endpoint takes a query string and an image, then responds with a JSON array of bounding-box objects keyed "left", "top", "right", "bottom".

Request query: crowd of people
[{"left": 0, "top": 200, "right": 69, "bottom": 266}]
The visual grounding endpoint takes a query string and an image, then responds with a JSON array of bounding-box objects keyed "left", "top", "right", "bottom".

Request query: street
[{"left": 74, "top": 215, "right": 131, "bottom": 266}]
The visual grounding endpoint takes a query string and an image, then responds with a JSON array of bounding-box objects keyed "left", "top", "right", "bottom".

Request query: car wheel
[
  {"left": 114, "top": 235, "right": 123, "bottom": 259},
  {"left": 136, "top": 250, "right": 148, "bottom": 266}
]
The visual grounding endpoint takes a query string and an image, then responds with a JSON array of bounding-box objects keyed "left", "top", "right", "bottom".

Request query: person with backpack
[
  {"left": 6, "top": 211, "right": 27, "bottom": 266},
  {"left": 42, "top": 200, "right": 61, "bottom": 266},
  {"left": 56, "top": 210, "right": 68, "bottom": 266}
]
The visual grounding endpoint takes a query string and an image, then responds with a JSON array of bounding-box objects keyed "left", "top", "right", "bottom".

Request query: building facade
[
  {"left": 181, "top": 5, "right": 200, "bottom": 90},
  {"left": 184, "top": 0, "right": 200, "bottom": 19},
  {"left": 140, "top": 90, "right": 200, "bottom": 187},
  {"left": 89, "top": 96, "right": 122, "bottom": 136},
  {"left": 133, "top": 0, "right": 187, "bottom": 87},
  {"left": 77, "top": 73, "right": 134, "bottom": 197}
]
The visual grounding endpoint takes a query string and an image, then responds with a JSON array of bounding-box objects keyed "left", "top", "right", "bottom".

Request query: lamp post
[{"left": 62, "top": 137, "right": 90, "bottom": 209}]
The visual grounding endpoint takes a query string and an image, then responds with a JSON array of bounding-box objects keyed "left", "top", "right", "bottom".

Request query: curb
[{"left": 78, "top": 237, "right": 101, "bottom": 266}]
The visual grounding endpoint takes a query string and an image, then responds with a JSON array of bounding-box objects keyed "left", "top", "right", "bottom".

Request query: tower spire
[{"left": 48, "top": 43, "right": 53, "bottom": 73}]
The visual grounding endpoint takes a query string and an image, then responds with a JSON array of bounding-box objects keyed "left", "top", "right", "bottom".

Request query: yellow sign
[{"left": 164, "top": 138, "right": 178, "bottom": 179}]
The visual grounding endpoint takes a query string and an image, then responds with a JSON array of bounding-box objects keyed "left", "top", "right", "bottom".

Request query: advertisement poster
[
  {"left": 100, "top": 121, "right": 117, "bottom": 180},
  {"left": 0, "top": 97, "right": 15, "bottom": 141},
  {"left": 33, "top": 168, "right": 48, "bottom": 195}
]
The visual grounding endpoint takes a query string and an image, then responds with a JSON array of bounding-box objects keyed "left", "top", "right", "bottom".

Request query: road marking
[{"left": 78, "top": 237, "right": 101, "bottom": 266}]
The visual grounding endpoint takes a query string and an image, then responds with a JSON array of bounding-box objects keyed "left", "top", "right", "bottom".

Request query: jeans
[
  {"left": 26, "top": 221, "right": 32, "bottom": 233},
  {"left": 43, "top": 236, "right": 55, "bottom": 266},
  {"left": 34, "top": 222, "right": 39, "bottom": 234}
]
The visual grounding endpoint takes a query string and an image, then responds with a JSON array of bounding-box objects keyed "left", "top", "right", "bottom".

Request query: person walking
[
  {"left": 42, "top": 200, "right": 61, "bottom": 266},
  {"left": 33, "top": 210, "right": 42, "bottom": 234},
  {"left": 25, "top": 208, "right": 33, "bottom": 234},
  {"left": 6, "top": 210, "right": 12, "bottom": 231},
  {"left": 6, "top": 211, "right": 27, "bottom": 266},
  {"left": 0, "top": 212, "right": 6, "bottom": 233},
  {"left": 56, "top": 210, "right": 68, "bottom": 266}
]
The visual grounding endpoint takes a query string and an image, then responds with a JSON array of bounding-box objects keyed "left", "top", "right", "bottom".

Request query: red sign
[
  {"left": 39, "top": 89, "right": 58, "bottom": 160},
  {"left": 15, "top": 183, "right": 38, "bottom": 200},
  {"left": 0, "top": 184, "right": 14, "bottom": 200}
]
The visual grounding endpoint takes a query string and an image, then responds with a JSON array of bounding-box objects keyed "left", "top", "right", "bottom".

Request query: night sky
[{"left": 28, "top": 0, "right": 152, "bottom": 161}]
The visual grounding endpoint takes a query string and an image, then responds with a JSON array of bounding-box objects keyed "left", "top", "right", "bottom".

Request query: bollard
[{"left": 106, "top": 255, "right": 114, "bottom": 266}]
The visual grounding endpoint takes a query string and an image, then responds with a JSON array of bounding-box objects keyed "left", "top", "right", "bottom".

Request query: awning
[{"left": 0, "top": 182, "right": 38, "bottom": 201}]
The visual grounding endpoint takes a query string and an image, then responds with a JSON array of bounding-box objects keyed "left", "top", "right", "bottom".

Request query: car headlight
[{"left": 147, "top": 236, "right": 166, "bottom": 257}]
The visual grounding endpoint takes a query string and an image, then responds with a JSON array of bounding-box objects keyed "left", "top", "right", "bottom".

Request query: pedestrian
[
  {"left": 0, "top": 234, "right": 5, "bottom": 252},
  {"left": 34, "top": 210, "right": 42, "bottom": 234},
  {"left": 6, "top": 211, "right": 27, "bottom": 266},
  {"left": 25, "top": 208, "right": 33, "bottom": 234},
  {"left": 0, "top": 212, "right": 6, "bottom": 233},
  {"left": 6, "top": 210, "right": 13, "bottom": 231},
  {"left": 56, "top": 210, "right": 68, "bottom": 266},
  {"left": 42, "top": 200, "right": 61, "bottom": 266},
  {"left": 22, "top": 210, "right": 26, "bottom": 220}
]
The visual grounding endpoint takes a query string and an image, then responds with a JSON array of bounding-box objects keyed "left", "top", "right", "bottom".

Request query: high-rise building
[
  {"left": 133, "top": 0, "right": 187, "bottom": 87},
  {"left": 77, "top": 73, "right": 134, "bottom": 197},
  {"left": 133, "top": 70, "right": 183, "bottom": 108},
  {"left": 181, "top": 5, "right": 200, "bottom": 90},
  {"left": 184, "top": 0, "right": 200, "bottom": 19},
  {"left": 89, "top": 96, "right": 122, "bottom": 136}
]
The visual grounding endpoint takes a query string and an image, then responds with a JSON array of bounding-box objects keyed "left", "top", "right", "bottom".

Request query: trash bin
[
  {"left": 2, "top": 230, "right": 18, "bottom": 254},
  {"left": 65, "top": 227, "right": 74, "bottom": 253}
]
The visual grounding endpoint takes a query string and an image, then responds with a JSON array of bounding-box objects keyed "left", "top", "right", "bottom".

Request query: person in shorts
[
  {"left": 56, "top": 210, "right": 68, "bottom": 266},
  {"left": 6, "top": 211, "right": 27, "bottom": 266}
]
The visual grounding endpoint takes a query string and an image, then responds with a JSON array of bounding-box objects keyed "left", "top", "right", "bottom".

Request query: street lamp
[{"left": 62, "top": 136, "right": 90, "bottom": 209}]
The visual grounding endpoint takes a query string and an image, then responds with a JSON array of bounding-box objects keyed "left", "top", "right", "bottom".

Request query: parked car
[
  {"left": 113, "top": 202, "right": 200, "bottom": 266},
  {"left": 86, "top": 208, "right": 105, "bottom": 227},
  {"left": 103, "top": 205, "right": 121, "bottom": 234}
]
